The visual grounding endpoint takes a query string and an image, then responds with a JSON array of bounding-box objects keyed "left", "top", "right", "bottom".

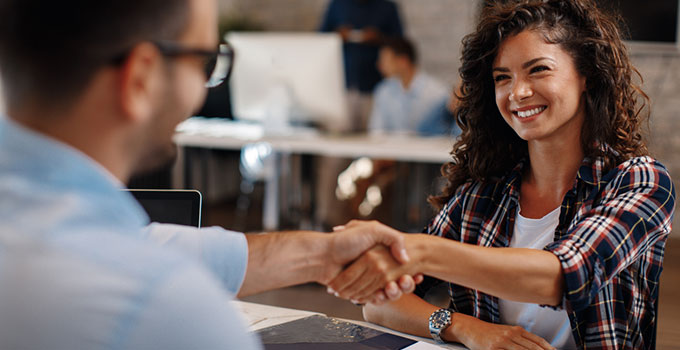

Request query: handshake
[{"left": 319, "top": 220, "right": 425, "bottom": 305}]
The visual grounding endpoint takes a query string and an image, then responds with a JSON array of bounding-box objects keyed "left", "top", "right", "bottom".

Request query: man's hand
[
  {"left": 326, "top": 220, "right": 410, "bottom": 273},
  {"left": 324, "top": 220, "right": 423, "bottom": 304},
  {"left": 327, "top": 245, "right": 423, "bottom": 304}
]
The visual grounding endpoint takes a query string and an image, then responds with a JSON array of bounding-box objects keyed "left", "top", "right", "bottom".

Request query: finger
[
  {"left": 414, "top": 273, "right": 425, "bottom": 284},
  {"left": 364, "top": 223, "right": 409, "bottom": 264},
  {"left": 389, "top": 240, "right": 410, "bottom": 264},
  {"left": 521, "top": 331, "right": 554, "bottom": 350},
  {"left": 327, "top": 262, "right": 368, "bottom": 298},
  {"left": 397, "top": 275, "right": 415, "bottom": 294},
  {"left": 384, "top": 281, "right": 403, "bottom": 301},
  {"left": 510, "top": 336, "right": 544, "bottom": 350},
  {"left": 338, "top": 221, "right": 410, "bottom": 264},
  {"left": 368, "top": 291, "right": 387, "bottom": 305},
  {"left": 365, "top": 222, "right": 410, "bottom": 264},
  {"left": 332, "top": 225, "right": 346, "bottom": 232},
  {"left": 341, "top": 271, "right": 382, "bottom": 301}
]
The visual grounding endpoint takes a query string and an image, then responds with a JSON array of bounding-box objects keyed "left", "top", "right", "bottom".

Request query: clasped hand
[{"left": 324, "top": 220, "right": 423, "bottom": 305}]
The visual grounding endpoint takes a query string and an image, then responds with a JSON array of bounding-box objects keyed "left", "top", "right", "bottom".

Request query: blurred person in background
[
  {"left": 320, "top": 0, "right": 403, "bottom": 131},
  {"left": 369, "top": 37, "right": 449, "bottom": 136}
]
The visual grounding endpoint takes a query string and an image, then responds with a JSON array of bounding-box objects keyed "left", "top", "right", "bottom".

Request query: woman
[{"left": 328, "top": 0, "right": 675, "bottom": 349}]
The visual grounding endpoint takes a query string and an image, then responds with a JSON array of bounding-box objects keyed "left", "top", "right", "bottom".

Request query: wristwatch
[{"left": 428, "top": 308, "right": 453, "bottom": 344}]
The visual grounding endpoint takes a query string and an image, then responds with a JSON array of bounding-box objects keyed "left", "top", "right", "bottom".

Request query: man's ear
[{"left": 118, "top": 42, "right": 163, "bottom": 124}]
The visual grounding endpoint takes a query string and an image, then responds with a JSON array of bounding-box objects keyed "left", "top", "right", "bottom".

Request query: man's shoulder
[{"left": 0, "top": 230, "right": 256, "bottom": 349}]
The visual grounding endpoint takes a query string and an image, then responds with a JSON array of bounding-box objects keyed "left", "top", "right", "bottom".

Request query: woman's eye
[
  {"left": 530, "top": 65, "right": 549, "bottom": 73},
  {"left": 494, "top": 74, "right": 509, "bottom": 83}
]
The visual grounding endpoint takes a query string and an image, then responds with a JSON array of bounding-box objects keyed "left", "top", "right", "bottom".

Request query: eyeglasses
[
  {"left": 112, "top": 41, "right": 235, "bottom": 88},
  {"left": 153, "top": 41, "right": 234, "bottom": 88}
]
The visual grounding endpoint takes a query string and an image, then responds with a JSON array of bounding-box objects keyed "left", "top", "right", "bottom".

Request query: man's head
[
  {"left": 376, "top": 37, "right": 417, "bottom": 78},
  {"left": 0, "top": 0, "right": 189, "bottom": 110},
  {"left": 0, "top": 0, "right": 219, "bottom": 180}
]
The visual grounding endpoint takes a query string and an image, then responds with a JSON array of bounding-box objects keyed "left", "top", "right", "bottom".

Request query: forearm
[
  {"left": 363, "top": 294, "right": 443, "bottom": 339},
  {"left": 238, "top": 231, "right": 332, "bottom": 297},
  {"left": 364, "top": 293, "right": 472, "bottom": 344},
  {"left": 407, "top": 234, "right": 564, "bottom": 305}
]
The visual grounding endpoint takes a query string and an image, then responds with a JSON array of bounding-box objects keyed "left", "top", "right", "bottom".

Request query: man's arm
[
  {"left": 238, "top": 228, "right": 411, "bottom": 297},
  {"left": 144, "top": 222, "right": 417, "bottom": 303}
]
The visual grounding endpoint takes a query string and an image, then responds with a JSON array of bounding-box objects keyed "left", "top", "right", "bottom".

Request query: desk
[
  {"left": 234, "top": 300, "right": 466, "bottom": 349},
  {"left": 173, "top": 118, "right": 456, "bottom": 230},
  {"left": 174, "top": 118, "right": 455, "bottom": 163}
]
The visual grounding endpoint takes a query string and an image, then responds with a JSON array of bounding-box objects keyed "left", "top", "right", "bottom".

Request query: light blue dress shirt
[
  {"left": 0, "top": 118, "right": 260, "bottom": 349},
  {"left": 368, "top": 71, "right": 449, "bottom": 135}
]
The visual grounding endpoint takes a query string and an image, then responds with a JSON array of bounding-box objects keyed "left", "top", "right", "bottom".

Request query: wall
[{"left": 219, "top": 0, "right": 680, "bottom": 231}]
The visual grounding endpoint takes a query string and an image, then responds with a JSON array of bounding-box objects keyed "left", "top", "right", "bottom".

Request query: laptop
[{"left": 124, "top": 189, "right": 202, "bottom": 228}]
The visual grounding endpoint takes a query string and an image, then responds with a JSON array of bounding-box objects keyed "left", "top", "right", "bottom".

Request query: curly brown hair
[{"left": 429, "top": 0, "right": 650, "bottom": 210}]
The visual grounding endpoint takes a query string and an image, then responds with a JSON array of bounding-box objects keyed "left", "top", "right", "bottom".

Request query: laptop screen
[{"left": 125, "top": 190, "right": 202, "bottom": 228}]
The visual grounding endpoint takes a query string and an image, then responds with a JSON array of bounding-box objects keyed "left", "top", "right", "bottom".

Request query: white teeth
[{"left": 515, "top": 106, "right": 546, "bottom": 118}]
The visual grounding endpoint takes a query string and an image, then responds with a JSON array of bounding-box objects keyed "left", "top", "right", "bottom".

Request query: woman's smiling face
[{"left": 492, "top": 29, "right": 587, "bottom": 144}]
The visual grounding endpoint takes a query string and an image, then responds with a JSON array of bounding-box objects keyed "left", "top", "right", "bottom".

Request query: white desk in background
[
  {"left": 173, "top": 118, "right": 456, "bottom": 230},
  {"left": 174, "top": 118, "right": 454, "bottom": 162},
  {"left": 234, "top": 300, "right": 466, "bottom": 349}
]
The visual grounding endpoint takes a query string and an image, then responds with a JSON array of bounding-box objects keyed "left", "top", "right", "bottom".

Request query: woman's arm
[
  {"left": 407, "top": 234, "right": 565, "bottom": 306},
  {"left": 363, "top": 293, "right": 446, "bottom": 339},
  {"left": 364, "top": 293, "right": 554, "bottom": 350},
  {"left": 328, "top": 222, "right": 564, "bottom": 306}
]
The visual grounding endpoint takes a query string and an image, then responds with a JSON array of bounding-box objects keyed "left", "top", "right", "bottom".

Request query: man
[
  {"left": 369, "top": 37, "right": 450, "bottom": 135},
  {"left": 0, "top": 0, "right": 415, "bottom": 348}
]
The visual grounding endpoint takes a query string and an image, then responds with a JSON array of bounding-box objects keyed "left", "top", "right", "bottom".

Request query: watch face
[{"left": 430, "top": 310, "right": 451, "bottom": 328}]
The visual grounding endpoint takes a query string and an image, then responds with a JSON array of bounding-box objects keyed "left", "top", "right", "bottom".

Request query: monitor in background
[
  {"left": 227, "top": 32, "right": 350, "bottom": 133},
  {"left": 124, "top": 189, "right": 202, "bottom": 228}
]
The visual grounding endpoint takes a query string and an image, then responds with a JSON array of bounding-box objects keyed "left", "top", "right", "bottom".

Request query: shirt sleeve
[
  {"left": 427, "top": 181, "right": 476, "bottom": 241},
  {"left": 544, "top": 158, "right": 675, "bottom": 312},
  {"left": 125, "top": 264, "right": 261, "bottom": 350},
  {"left": 142, "top": 223, "right": 248, "bottom": 295}
]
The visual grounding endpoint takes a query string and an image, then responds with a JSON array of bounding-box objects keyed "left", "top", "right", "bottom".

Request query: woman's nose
[{"left": 509, "top": 79, "right": 533, "bottom": 102}]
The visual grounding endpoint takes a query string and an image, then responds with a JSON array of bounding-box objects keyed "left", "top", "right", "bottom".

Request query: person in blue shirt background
[
  {"left": 369, "top": 36, "right": 451, "bottom": 136},
  {"left": 320, "top": 0, "right": 404, "bottom": 131}
]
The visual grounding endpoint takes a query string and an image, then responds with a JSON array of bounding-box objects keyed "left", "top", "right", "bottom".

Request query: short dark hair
[
  {"left": 380, "top": 37, "right": 418, "bottom": 64},
  {"left": 0, "top": 0, "right": 189, "bottom": 110}
]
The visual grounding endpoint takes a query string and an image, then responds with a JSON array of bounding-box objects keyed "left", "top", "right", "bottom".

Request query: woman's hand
[
  {"left": 327, "top": 220, "right": 423, "bottom": 304},
  {"left": 453, "top": 314, "right": 555, "bottom": 350}
]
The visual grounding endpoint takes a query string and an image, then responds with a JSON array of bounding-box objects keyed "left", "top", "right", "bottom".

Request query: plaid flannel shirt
[{"left": 425, "top": 155, "right": 675, "bottom": 349}]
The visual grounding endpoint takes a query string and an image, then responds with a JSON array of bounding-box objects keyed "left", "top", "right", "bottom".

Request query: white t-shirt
[{"left": 499, "top": 206, "right": 577, "bottom": 349}]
